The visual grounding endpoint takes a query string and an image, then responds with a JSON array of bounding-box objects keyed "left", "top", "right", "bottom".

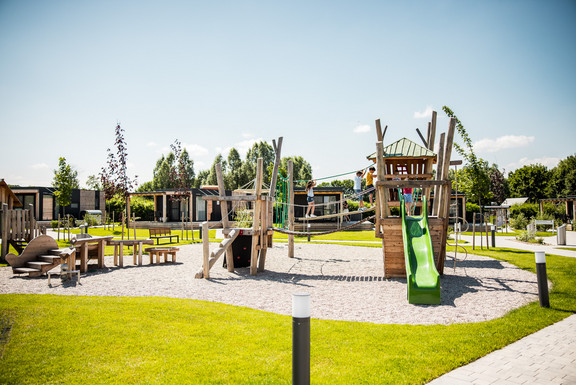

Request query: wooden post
[
  {"left": 189, "top": 192, "right": 194, "bottom": 241},
  {"left": 426, "top": 122, "right": 431, "bottom": 149},
  {"left": 268, "top": 137, "right": 283, "bottom": 229},
  {"left": 433, "top": 133, "right": 446, "bottom": 216},
  {"left": 215, "top": 163, "right": 233, "bottom": 271},
  {"left": 202, "top": 221, "right": 210, "bottom": 278},
  {"left": 162, "top": 194, "right": 167, "bottom": 223},
  {"left": 1, "top": 203, "right": 8, "bottom": 261},
  {"left": 375, "top": 141, "right": 387, "bottom": 238},
  {"left": 288, "top": 159, "right": 295, "bottom": 258},
  {"left": 429, "top": 110, "right": 437, "bottom": 151},
  {"left": 250, "top": 158, "right": 264, "bottom": 275},
  {"left": 472, "top": 213, "right": 476, "bottom": 250},
  {"left": 437, "top": 118, "right": 456, "bottom": 217}
]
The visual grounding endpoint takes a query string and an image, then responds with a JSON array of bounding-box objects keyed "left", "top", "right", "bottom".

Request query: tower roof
[{"left": 366, "top": 138, "right": 436, "bottom": 160}]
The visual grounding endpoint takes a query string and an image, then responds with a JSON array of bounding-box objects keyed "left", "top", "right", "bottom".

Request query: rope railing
[{"left": 273, "top": 215, "right": 375, "bottom": 236}]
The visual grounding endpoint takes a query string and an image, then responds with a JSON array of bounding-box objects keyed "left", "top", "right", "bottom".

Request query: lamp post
[
  {"left": 535, "top": 251, "right": 550, "bottom": 308},
  {"left": 292, "top": 293, "right": 310, "bottom": 385}
]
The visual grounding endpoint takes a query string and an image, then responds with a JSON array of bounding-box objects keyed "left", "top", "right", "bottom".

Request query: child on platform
[{"left": 305, "top": 180, "right": 317, "bottom": 218}]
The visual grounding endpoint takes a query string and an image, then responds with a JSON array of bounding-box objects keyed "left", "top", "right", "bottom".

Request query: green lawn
[{"left": 1, "top": 231, "right": 575, "bottom": 384}]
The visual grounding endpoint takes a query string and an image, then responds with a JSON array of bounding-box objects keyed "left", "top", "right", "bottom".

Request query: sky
[{"left": 1, "top": 0, "right": 575, "bottom": 188}]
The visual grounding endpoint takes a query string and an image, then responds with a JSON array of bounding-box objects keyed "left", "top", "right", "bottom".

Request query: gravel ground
[{"left": 0, "top": 243, "right": 539, "bottom": 325}]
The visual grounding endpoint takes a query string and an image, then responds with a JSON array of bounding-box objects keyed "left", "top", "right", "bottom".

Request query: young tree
[
  {"left": 99, "top": 123, "right": 137, "bottom": 222},
  {"left": 508, "top": 164, "right": 551, "bottom": 202},
  {"left": 225, "top": 147, "right": 248, "bottom": 189},
  {"left": 52, "top": 157, "right": 79, "bottom": 216},
  {"left": 245, "top": 141, "right": 275, "bottom": 185}
]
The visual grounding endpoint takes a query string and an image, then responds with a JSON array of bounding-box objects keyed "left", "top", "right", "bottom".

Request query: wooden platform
[{"left": 380, "top": 216, "right": 447, "bottom": 278}]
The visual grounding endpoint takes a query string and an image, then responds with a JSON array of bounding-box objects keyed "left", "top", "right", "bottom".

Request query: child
[
  {"left": 354, "top": 170, "right": 366, "bottom": 210},
  {"left": 305, "top": 180, "right": 316, "bottom": 218},
  {"left": 366, "top": 166, "right": 376, "bottom": 205},
  {"left": 342, "top": 200, "right": 350, "bottom": 222},
  {"left": 403, "top": 185, "right": 413, "bottom": 214}
]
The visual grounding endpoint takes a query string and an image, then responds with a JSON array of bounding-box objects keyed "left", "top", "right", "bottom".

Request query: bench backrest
[{"left": 149, "top": 228, "right": 172, "bottom": 237}]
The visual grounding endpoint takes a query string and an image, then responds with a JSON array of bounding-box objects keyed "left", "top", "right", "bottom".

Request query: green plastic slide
[{"left": 400, "top": 195, "right": 441, "bottom": 305}]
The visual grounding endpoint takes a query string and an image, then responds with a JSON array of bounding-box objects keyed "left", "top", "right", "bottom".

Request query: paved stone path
[{"left": 428, "top": 314, "right": 576, "bottom": 384}]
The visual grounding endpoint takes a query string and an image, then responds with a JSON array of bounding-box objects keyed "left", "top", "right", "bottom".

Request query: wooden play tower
[{"left": 373, "top": 113, "right": 456, "bottom": 278}]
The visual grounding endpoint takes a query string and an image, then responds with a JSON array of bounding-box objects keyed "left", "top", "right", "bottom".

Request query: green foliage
[
  {"left": 487, "top": 164, "right": 508, "bottom": 204},
  {"left": 131, "top": 196, "right": 154, "bottom": 221},
  {"left": 280, "top": 156, "right": 313, "bottom": 187},
  {"left": 234, "top": 208, "right": 253, "bottom": 228},
  {"left": 52, "top": 157, "right": 79, "bottom": 214},
  {"left": 508, "top": 164, "right": 551, "bottom": 202},
  {"left": 549, "top": 154, "right": 576, "bottom": 198},
  {"left": 83, "top": 213, "right": 102, "bottom": 227},
  {"left": 51, "top": 220, "right": 58, "bottom": 229},
  {"left": 510, "top": 203, "right": 539, "bottom": 220},
  {"left": 515, "top": 230, "right": 544, "bottom": 244},
  {"left": 510, "top": 213, "right": 529, "bottom": 230},
  {"left": 443, "top": 106, "right": 491, "bottom": 205},
  {"left": 85, "top": 174, "right": 101, "bottom": 190}
]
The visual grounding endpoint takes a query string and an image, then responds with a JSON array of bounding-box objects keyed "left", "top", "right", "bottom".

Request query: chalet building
[
  {"left": 0, "top": 179, "right": 22, "bottom": 209},
  {"left": 128, "top": 187, "right": 232, "bottom": 223},
  {"left": 9, "top": 186, "right": 104, "bottom": 221}
]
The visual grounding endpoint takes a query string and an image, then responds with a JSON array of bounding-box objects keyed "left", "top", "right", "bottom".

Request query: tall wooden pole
[
  {"left": 429, "top": 110, "right": 437, "bottom": 151},
  {"left": 216, "top": 163, "right": 233, "bottom": 271},
  {"left": 433, "top": 133, "right": 446, "bottom": 216},
  {"left": 268, "top": 137, "right": 283, "bottom": 229},
  {"left": 288, "top": 159, "right": 295, "bottom": 258},
  {"left": 250, "top": 158, "right": 264, "bottom": 275}
]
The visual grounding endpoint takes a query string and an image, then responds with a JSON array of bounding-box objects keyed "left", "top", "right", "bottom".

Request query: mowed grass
[{"left": 2, "top": 240, "right": 576, "bottom": 384}]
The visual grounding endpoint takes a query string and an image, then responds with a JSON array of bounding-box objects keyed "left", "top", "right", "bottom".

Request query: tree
[
  {"left": 488, "top": 164, "right": 508, "bottom": 205},
  {"left": 508, "top": 164, "right": 551, "bottom": 203},
  {"left": 99, "top": 123, "right": 137, "bottom": 223},
  {"left": 245, "top": 141, "right": 275, "bottom": 185},
  {"left": 549, "top": 154, "right": 576, "bottom": 198},
  {"left": 85, "top": 175, "right": 101, "bottom": 190},
  {"left": 52, "top": 157, "right": 79, "bottom": 216},
  {"left": 225, "top": 147, "right": 249, "bottom": 189},
  {"left": 443, "top": 106, "right": 491, "bottom": 205},
  {"left": 280, "top": 156, "right": 312, "bottom": 187}
]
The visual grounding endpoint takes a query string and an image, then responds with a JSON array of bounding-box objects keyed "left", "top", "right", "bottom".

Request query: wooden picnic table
[
  {"left": 71, "top": 235, "right": 114, "bottom": 273},
  {"left": 109, "top": 238, "right": 155, "bottom": 267}
]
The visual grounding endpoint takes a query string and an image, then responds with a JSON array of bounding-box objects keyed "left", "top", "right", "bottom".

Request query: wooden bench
[
  {"left": 148, "top": 228, "right": 179, "bottom": 245},
  {"left": 144, "top": 247, "right": 179, "bottom": 264}
]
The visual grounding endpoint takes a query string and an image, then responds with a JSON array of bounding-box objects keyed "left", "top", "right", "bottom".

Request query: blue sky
[{"left": 1, "top": 0, "right": 575, "bottom": 188}]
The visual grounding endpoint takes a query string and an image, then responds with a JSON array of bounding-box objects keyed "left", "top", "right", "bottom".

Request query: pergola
[{"left": 539, "top": 197, "right": 576, "bottom": 223}]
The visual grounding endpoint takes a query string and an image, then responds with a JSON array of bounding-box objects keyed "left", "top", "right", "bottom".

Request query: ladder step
[
  {"left": 27, "top": 261, "right": 52, "bottom": 267},
  {"left": 13, "top": 267, "right": 41, "bottom": 273},
  {"left": 39, "top": 255, "right": 61, "bottom": 262}
]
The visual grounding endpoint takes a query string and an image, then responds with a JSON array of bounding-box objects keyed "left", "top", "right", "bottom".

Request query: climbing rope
[
  {"left": 273, "top": 215, "right": 376, "bottom": 236},
  {"left": 294, "top": 163, "right": 374, "bottom": 183}
]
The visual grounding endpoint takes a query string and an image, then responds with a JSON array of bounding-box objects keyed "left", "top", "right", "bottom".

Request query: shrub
[
  {"left": 83, "top": 213, "right": 101, "bottom": 227},
  {"left": 510, "top": 213, "right": 529, "bottom": 230},
  {"left": 510, "top": 203, "right": 539, "bottom": 220},
  {"left": 515, "top": 230, "right": 544, "bottom": 244},
  {"left": 51, "top": 220, "right": 59, "bottom": 229},
  {"left": 465, "top": 202, "right": 480, "bottom": 222}
]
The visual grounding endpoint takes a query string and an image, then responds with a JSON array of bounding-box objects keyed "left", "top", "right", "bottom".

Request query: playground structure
[
  {"left": 195, "top": 138, "right": 283, "bottom": 278},
  {"left": 373, "top": 115, "right": 455, "bottom": 283},
  {"left": 1, "top": 203, "right": 42, "bottom": 261}
]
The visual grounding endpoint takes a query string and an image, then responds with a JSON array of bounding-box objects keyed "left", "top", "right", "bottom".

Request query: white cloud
[
  {"left": 184, "top": 143, "right": 209, "bottom": 157},
  {"left": 146, "top": 141, "right": 157, "bottom": 147},
  {"left": 413, "top": 106, "right": 433, "bottom": 119},
  {"left": 474, "top": 135, "right": 535, "bottom": 153},
  {"left": 353, "top": 124, "right": 371, "bottom": 134},
  {"left": 241, "top": 132, "right": 253, "bottom": 139},
  {"left": 30, "top": 163, "right": 49, "bottom": 170},
  {"left": 505, "top": 156, "right": 560, "bottom": 173}
]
